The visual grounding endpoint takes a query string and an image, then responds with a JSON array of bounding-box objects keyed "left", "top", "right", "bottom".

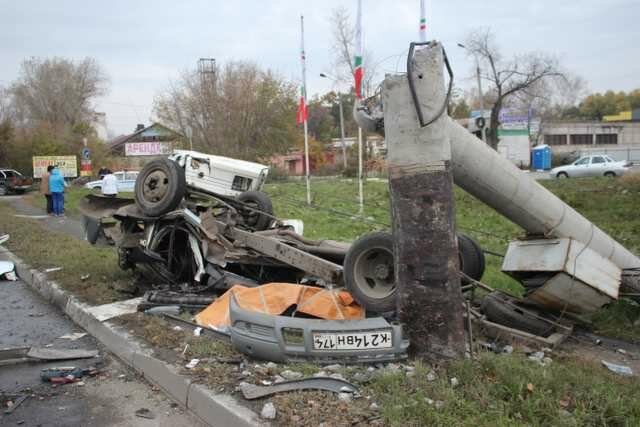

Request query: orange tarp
[{"left": 195, "top": 283, "right": 365, "bottom": 328}]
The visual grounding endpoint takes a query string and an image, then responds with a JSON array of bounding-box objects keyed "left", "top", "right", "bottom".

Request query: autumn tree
[
  {"left": 154, "top": 61, "right": 298, "bottom": 161},
  {"left": 9, "top": 57, "right": 107, "bottom": 130},
  {"left": 578, "top": 89, "right": 640, "bottom": 120},
  {"left": 463, "top": 28, "right": 564, "bottom": 149}
]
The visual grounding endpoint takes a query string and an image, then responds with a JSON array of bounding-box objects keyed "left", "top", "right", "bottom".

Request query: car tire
[
  {"left": 134, "top": 159, "right": 186, "bottom": 217},
  {"left": 236, "top": 191, "right": 273, "bottom": 231},
  {"left": 556, "top": 172, "right": 569, "bottom": 179},
  {"left": 344, "top": 232, "right": 397, "bottom": 313},
  {"left": 604, "top": 171, "right": 616, "bottom": 177},
  {"left": 0, "top": 185, "right": 7, "bottom": 196},
  {"left": 458, "top": 233, "right": 485, "bottom": 283},
  {"left": 82, "top": 215, "right": 101, "bottom": 244},
  {"left": 344, "top": 232, "right": 486, "bottom": 313},
  {"left": 481, "top": 291, "right": 553, "bottom": 336}
]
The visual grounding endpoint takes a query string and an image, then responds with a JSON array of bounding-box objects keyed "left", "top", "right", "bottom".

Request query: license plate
[{"left": 313, "top": 331, "right": 392, "bottom": 350}]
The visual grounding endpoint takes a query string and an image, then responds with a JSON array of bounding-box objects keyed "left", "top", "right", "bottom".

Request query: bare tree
[
  {"left": 464, "top": 28, "right": 564, "bottom": 150},
  {"left": 328, "top": 7, "right": 377, "bottom": 97},
  {"left": 9, "top": 57, "right": 108, "bottom": 129},
  {"left": 154, "top": 61, "right": 298, "bottom": 161}
]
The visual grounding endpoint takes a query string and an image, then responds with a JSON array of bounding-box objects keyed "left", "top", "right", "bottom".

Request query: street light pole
[
  {"left": 320, "top": 73, "right": 347, "bottom": 169},
  {"left": 457, "top": 43, "right": 486, "bottom": 142}
]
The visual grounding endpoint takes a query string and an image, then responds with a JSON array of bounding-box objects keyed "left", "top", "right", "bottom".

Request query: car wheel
[
  {"left": 82, "top": 215, "right": 102, "bottom": 244},
  {"left": 604, "top": 171, "right": 616, "bottom": 178},
  {"left": 0, "top": 185, "right": 7, "bottom": 196},
  {"left": 343, "top": 232, "right": 486, "bottom": 313},
  {"left": 556, "top": 172, "right": 569, "bottom": 179},
  {"left": 134, "top": 159, "right": 186, "bottom": 217},
  {"left": 344, "top": 232, "right": 397, "bottom": 313},
  {"left": 481, "top": 291, "right": 553, "bottom": 336},
  {"left": 236, "top": 191, "right": 274, "bottom": 231},
  {"left": 458, "top": 233, "right": 485, "bottom": 283}
]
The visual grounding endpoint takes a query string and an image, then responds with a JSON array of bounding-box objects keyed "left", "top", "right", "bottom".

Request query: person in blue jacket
[{"left": 49, "top": 167, "right": 66, "bottom": 216}]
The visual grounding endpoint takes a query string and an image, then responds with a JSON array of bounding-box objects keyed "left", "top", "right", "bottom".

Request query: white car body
[
  {"left": 85, "top": 171, "right": 139, "bottom": 192},
  {"left": 550, "top": 155, "right": 631, "bottom": 178},
  {"left": 169, "top": 150, "right": 269, "bottom": 197}
]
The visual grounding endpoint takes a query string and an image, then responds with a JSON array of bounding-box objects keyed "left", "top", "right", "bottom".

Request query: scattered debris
[
  {"left": 0, "top": 347, "right": 97, "bottom": 366},
  {"left": 58, "top": 332, "right": 87, "bottom": 341},
  {"left": 450, "top": 377, "right": 459, "bottom": 387},
  {"left": 260, "top": 402, "right": 277, "bottom": 420},
  {"left": 0, "top": 260, "right": 17, "bottom": 281},
  {"left": 44, "top": 267, "right": 63, "bottom": 273},
  {"left": 135, "top": 408, "right": 156, "bottom": 420},
  {"left": 426, "top": 372, "right": 437, "bottom": 382},
  {"left": 80, "top": 274, "right": 90, "bottom": 281},
  {"left": 185, "top": 359, "right": 200, "bottom": 369},
  {"left": 3, "top": 394, "right": 28, "bottom": 415},
  {"left": 41, "top": 367, "right": 99, "bottom": 384},
  {"left": 240, "top": 377, "right": 358, "bottom": 400},
  {"left": 280, "top": 370, "right": 303, "bottom": 380},
  {"left": 338, "top": 392, "right": 353, "bottom": 402},
  {"left": 85, "top": 297, "right": 144, "bottom": 322},
  {"left": 601, "top": 360, "right": 633, "bottom": 376},
  {"left": 193, "top": 327, "right": 202, "bottom": 336}
]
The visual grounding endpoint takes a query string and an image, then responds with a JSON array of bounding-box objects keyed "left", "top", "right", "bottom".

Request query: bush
[{"left": 266, "top": 167, "right": 290, "bottom": 183}]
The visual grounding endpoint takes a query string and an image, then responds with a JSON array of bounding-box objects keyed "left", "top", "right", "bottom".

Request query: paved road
[{"left": 0, "top": 276, "right": 204, "bottom": 427}]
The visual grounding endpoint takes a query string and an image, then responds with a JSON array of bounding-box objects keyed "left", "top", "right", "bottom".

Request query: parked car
[
  {"left": 85, "top": 171, "right": 139, "bottom": 192},
  {"left": 0, "top": 169, "right": 33, "bottom": 195},
  {"left": 550, "top": 155, "right": 631, "bottom": 179}
]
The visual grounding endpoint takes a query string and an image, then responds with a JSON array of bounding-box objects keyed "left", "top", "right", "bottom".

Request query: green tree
[{"left": 579, "top": 90, "right": 630, "bottom": 120}]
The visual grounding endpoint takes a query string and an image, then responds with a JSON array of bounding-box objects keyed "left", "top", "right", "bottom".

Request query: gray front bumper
[{"left": 228, "top": 295, "right": 409, "bottom": 363}]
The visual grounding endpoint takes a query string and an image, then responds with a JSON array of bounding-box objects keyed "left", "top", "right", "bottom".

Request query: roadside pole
[
  {"left": 358, "top": 127, "right": 363, "bottom": 213},
  {"left": 383, "top": 42, "right": 466, "bottom": 360}
]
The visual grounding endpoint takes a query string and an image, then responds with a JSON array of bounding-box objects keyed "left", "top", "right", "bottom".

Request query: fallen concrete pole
[
  {"left": 383, "top": 42, "right": 466, "bottom": 360},
  {"left": 446, "top": 120, "right": 640, "bottom": 270}
]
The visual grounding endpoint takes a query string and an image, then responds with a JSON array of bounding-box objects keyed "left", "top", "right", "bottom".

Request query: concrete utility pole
[{"left": 383, "top": 42, "right": 466, "bottom": 360}]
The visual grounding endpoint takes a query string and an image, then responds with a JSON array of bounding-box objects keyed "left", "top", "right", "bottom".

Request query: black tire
[
  {"left": 604, "top": 171, "right": 616, "bottom": 178},
  {"left": 236, "top": 191, "right": 273, "bottom": 231},
  {"left": 481, "top": 291, "right": 553, "bottom": 336},
  {"left": 134, "top": 159, "right": 186, "bottom": 217},
  {"left": 0, "top": 185, "right": 7, "bottom": 196},
  {"left": 344, "top": 232, "right": 396, "bottom": 313},
  {"left": 343, "top": 232, "right": 485, "bottom": 312},
  {"left": 556, "top": 172, "right": 569, "bottom": 179},
  {"left": 82, "top": 215, "right": 101, "bottom": 244},
  {"left": 458, "top": 233, "right": 485, "bottom": 283}
]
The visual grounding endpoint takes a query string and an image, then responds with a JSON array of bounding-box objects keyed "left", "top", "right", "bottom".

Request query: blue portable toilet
[{"left": 531, "top": 144, "right": 551, "bottom": 170}]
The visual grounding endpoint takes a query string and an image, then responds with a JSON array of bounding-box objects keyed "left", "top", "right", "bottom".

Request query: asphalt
[
  {"left": 0, "top": 197, "right": 205, "bottom": 426},
  {"left": 0, "top": 278, "right": 205, "bottom": 427}
]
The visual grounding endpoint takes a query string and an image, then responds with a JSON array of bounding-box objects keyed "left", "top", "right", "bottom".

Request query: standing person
[
  {"left": 40, "top": 165, "right": 54, "bottom": 215},
  {"left": 49, "top": 167, "right": 65, "bottom": 217},
  {"left": 98, "top": 166, "right": 108, "bottom": 179},
  {"left": 101, "top": 169, "right": 118, "bottom": 197}
]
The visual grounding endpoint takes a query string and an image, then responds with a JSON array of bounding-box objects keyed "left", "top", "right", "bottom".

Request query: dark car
[{"left": 0, "top": 169, "right": 34, "bottom": 195}]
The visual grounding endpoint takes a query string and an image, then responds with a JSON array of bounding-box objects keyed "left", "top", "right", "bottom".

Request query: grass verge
[{"left": 0, "top": 202, "right": 134, "bottom": 305}]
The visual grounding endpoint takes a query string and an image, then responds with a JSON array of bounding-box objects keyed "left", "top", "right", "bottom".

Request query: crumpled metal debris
[
  {"left": 601, "top": 360, "right": 633, "bottom": 376},
  {"left": 240, "top": 377, "right": 358, "bottom": 400}
]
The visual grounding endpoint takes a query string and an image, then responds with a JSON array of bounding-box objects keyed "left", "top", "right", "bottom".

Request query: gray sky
[{"left": 1, "top": 0, "right": 638, "bottom": 136}]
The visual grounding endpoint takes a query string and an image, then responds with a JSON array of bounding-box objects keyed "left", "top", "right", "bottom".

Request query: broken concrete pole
[{"left": 383, "top": 42, "right": 466, "bottom": 360}]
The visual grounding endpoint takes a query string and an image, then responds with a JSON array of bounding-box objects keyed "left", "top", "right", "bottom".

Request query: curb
[{"left": 0, "top": 247, "right": 263, "bottom": 427}]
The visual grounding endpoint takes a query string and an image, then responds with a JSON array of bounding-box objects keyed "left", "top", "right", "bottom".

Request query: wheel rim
[
  {"left": 142, "top": 169, "right": 170, "bottom": 204},
  {"left": 352, "top": 245, "right": 395, "bottom": 299}
]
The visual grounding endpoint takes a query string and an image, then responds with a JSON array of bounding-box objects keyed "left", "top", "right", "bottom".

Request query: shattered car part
[
  {"left": 240, "top": 377, "right": 358, "bottom": 400},
  {"left": 0, "top": 347, "right": 98, "bottom": 366},
  {"left": 228, "top": 294, "right": 409, "bottom": 363},
  {"left": 0, "top": 260, "right": 16, "bottom": 281},
  {"left": 195, "top": 283, "right": 365, "bottom": 329}
]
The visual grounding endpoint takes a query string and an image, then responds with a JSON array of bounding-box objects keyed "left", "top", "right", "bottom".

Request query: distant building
[
  {"left": 541, "top": 110, "right": 640, "bottom": 162},
  {"left": 108, "top": 122, "right": 184, "bottom": 169}
]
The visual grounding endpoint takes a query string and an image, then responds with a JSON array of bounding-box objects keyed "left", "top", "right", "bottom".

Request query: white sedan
[
  {"left": 550, "top": 155, "right": 631, "bottom": 179},
  {"left": 85, "top": 171, "right": 139, "bottom": 192}
]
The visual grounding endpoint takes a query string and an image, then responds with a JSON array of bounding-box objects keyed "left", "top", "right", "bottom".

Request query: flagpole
[
  {"left": 355, "top": 0, "right": 364, "bottom": 214},
  {"left": 419, "top": 0, "right": 427, "bottom": 42},
  {"left": 300, "top": 15, "right": 311, "bottom": 205}
]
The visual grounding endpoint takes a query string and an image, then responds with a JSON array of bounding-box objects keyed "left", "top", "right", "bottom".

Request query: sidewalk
[{"left": 4, "top": 195, "right": 85, "bottom": 239}]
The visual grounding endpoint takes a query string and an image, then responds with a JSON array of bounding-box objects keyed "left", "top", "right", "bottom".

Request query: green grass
[
  {"left": 367, "top": 352, "right": 640, "bottom": 427},
  {"left": 0, "top": 202, "right": 134, "bottom": 304}
]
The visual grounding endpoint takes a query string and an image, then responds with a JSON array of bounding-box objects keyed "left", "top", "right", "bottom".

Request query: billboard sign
[
  {"left": 125, "top": 142, "right": 172, "bottom": 156},
  {"left": 32, "top": 156, "right": 78, "bottom": 178}
]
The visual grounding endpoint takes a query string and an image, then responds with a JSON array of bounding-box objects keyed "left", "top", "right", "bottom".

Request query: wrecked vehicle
[{"left": 80, "top": 148, "right": 486, "bottom": 362}]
